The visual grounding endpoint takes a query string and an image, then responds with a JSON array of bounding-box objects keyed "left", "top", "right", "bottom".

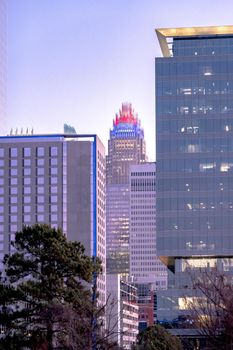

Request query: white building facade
[{"left": 106, "top": 274, "right": 138, "bottom": 349}]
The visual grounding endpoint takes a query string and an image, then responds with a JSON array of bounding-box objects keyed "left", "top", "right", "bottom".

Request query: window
[
  {"left": 10, "top": 197, "right": 17, "bottom": 204},
  {"left": 23, "top": 148, "right": 31, "bottom": 157},
  {"left": 0, "top": 169, "right": 4, "bottom": 176},
  {"left": 0, "top": 179, "right": 4, "bottom": 186},
  {"left": 10, "top": 148, "right": 17, "bottom": 157},
  {"left": 23, "top": 159, "right": 31, "bottom": 166},
  {"left": 10, "top": 206, "right": 17, "bottom": 213},
  {"left": 50, "top": 158, "right": 58, "bottom": 166},
  {"left": 37, "top": 205, "right": 44, "bottom": 212},
  {"left": 23, "top": 187, "right": 31, "bottom": 195},
  {"left": 23, "top": 196, "right": 31, "bottom": 204},
  {"left": 0, "top": 160, "right": 4, "bottom": 167},
  {"left": 0, "top": 225, "right": 4, "bottom": 232},
  {"left": 51, "top": 214, "right": 58, "bottom": 222},
  {"left": 50, "top": 186, "right": 58, "bottom": 194},
  {"left": 37, "top": 187, "right": 44, "bottom": 194},
  {"left": 50, "top": 177, "right": 58, "bottom": 185},
  {"left": 37, "top": 168, "right": 44, "bottom": 176},
  {"left": 0, "top": 188, "right": 4, "bottom": 195},
  {"left": 10, "top": 224, "right": 17, "bottom": 232},
  {"left": 24, "top": 168, "right": 31, "bottom": 176},
  {"left": 23, "top": 215, "right": 31, "bottom": 223},
  {"left": 23, "top": 206, "right": 31, "bottom": 213},
  {"left": 37, "top": 147, "right": 44, "bottom": 157},
  {"left": 10, "top": 159, "right": 17, "bottom": 166},
  {"left": 24, "top": 178, "right": 31, "bottom": 185},
  {"left": 10, "top": 215, "right": 17, "bottom": 223},
  {"left": 37, "top": 196, "right": 44, "bottom": 203},
  {"left": 37, "top": 158, "right": 44, "bottom": 166},
  {"left": 50, "top": 147, "right": 58, "bottom": 156},
  {"left": 10, "top": 178, "right": 17, "bottom": 185},
  {"left": 51, "top": 205, "right": 58, "bottom": 212},
  {"left": 37, "top": 177, "right": 44, "bottom": 185},
  {"left": 50, "top": 195, "right": 58, "bottom": 203},
  {"left": 50, "top": 168, "right": 58, "bottom": 175},
  {"left": 0, "top": 197, "right": 4, "bottom": 204},
  {"left": 10, "top": 187, "right": 17, "bottom": 195},
  {"left": 10, "top": 169, "right": 17, "bottom": 176},
  {"left": 0, "top": 149, "right": 4, "bottom": 157},
  {"left": 37, "top": 214, "right": 44, "bottom": 222}
]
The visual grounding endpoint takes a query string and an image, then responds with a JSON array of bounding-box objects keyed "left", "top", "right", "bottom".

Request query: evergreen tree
[
  {"left": 0, "top": 224, "right": 103, "bottom": 349},
  {"left": 133, "top": 324, "right": 183, "bottom": 350}
]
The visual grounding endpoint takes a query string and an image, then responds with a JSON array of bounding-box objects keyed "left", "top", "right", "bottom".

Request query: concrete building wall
[{"left": 0, "top": 134, "right": 106, "bottom": 303}]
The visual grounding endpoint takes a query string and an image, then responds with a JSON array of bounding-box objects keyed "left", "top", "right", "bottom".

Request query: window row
[
  {"left": 0, "top": 214, "right": 59, "bottom": 223},
  {"left": 0, "top": 146, "right": 58, "bottom": 158}
]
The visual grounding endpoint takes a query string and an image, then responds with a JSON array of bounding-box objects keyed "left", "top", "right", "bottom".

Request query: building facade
[
  {"left": 0, "top": 134, "right": 106, "bottom": 303},
  {"left": 156, "top": 25, "right": 233, "bottom": 322},
  {"left": 106, "top": 274, "right": 138, "bottom": 349},
  {"left": 106, "top": 103, "right": 147, "bottom": 274},
  {"left": 129, "top": 162, "right": 167, "bottom": 287},
  {"left": 0, "top": 0, "right": 7, "bottom": 135}
]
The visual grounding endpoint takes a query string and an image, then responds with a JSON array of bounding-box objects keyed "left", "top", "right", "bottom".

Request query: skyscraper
[
  {"left": 156, "top": 25, "right": 233, "bottom": 322},
  {"left": 106, "top": 102, "right": 147, "bottom": 274},
  {"left": 129, "top": 162, "right": 167, "bottom": 287},
  {"left": 0, "top": 0, "right": 7, "bottom": 134},
  {"left": 0, "top": 134, "right": 106, "bottom": 303}
]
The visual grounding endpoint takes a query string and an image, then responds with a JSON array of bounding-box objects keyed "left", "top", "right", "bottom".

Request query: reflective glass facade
[
  {"left": 156, "top": 29, "right": 233, "bottom": 321},
  {"left": 157, "top": 35, "right": 233, "bottom": 259}
]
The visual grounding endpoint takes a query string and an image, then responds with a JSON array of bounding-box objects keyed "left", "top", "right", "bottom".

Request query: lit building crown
[{"left": 111, "top": 102, "right": 144, "bottom": 138}]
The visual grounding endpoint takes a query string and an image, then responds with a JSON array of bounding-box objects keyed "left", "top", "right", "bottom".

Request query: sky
[{"left": 7, "top": 0, "right": 233, "bottom": 160}]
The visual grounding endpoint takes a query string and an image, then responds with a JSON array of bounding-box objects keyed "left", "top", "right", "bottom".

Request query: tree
[
  {"left": 132, "top": 324, "right": 183, "bottom": 350},
  {"left": 0, "top": 224, "right": 109, "bottom": 349},
  {"left": 185, "top": 266, "right": 233, "bottom": 350}
]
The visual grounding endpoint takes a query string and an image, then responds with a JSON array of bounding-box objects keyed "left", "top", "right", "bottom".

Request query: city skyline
[{"left": 8, "top": 0, "right": 233, "bottom": 160}]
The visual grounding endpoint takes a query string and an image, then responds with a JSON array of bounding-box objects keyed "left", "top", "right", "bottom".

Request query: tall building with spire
[
  {"left": 106, "top": 102, "right": 147, "bottom": 274},
  {"left": 0, "top": 0, "right": 7, "bottom": 135}
]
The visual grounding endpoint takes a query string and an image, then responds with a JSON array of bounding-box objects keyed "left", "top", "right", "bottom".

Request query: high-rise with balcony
[
  {"left": 0, "top": 134, "right": 106, "bottom": 304},
  {"left": 106, "top": 103, "right": 147, "bottom": 274},
  {"left": 0, "top": 0, "right": 7, "bottom": 134},
  {"left": 156, "top": 25, "right": 233, "bottom": 322}
]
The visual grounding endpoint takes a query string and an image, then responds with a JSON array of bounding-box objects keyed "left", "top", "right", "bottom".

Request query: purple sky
[{"left": 7, "top": 0, "right": 233, "bottom": 160}]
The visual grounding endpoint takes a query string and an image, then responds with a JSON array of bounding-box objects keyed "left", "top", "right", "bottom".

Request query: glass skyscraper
[
  {"left": 156, "top": 26, "right": 233, "bottom": 321},
  {"left": 106, "top": 103, "right": 147, "bottom": 274}
]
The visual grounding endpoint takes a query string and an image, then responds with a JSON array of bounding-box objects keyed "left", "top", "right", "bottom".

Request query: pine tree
[{"left": 0, "top": 224, "right": 102, "bottom": 349}]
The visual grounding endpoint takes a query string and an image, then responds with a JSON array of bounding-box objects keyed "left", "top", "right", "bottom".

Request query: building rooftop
[{"left": 156, "top": 25, "right": 233, "bottom": 57}]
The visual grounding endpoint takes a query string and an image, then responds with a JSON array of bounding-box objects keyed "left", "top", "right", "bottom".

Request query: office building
[
  {"left": 0, "top": 134, "right": 106, "bottom": 303},
  {"left": 106, "top": 274, "right": 138, "bottom": 349},
  {"left": 129, "top": 163, "right": 167, "bottom": 329},
  {"left": 0, "top": 0, "right": 7, "bottom": 135},
  {"left": 156, "top": 25, "right": 233, "bottom": 322},
  {"left": 129, "top": 162, "right": 167, "bottom": 287},
  {"left": 106, "top": 102, "right": 147, "bottom": 274}
]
